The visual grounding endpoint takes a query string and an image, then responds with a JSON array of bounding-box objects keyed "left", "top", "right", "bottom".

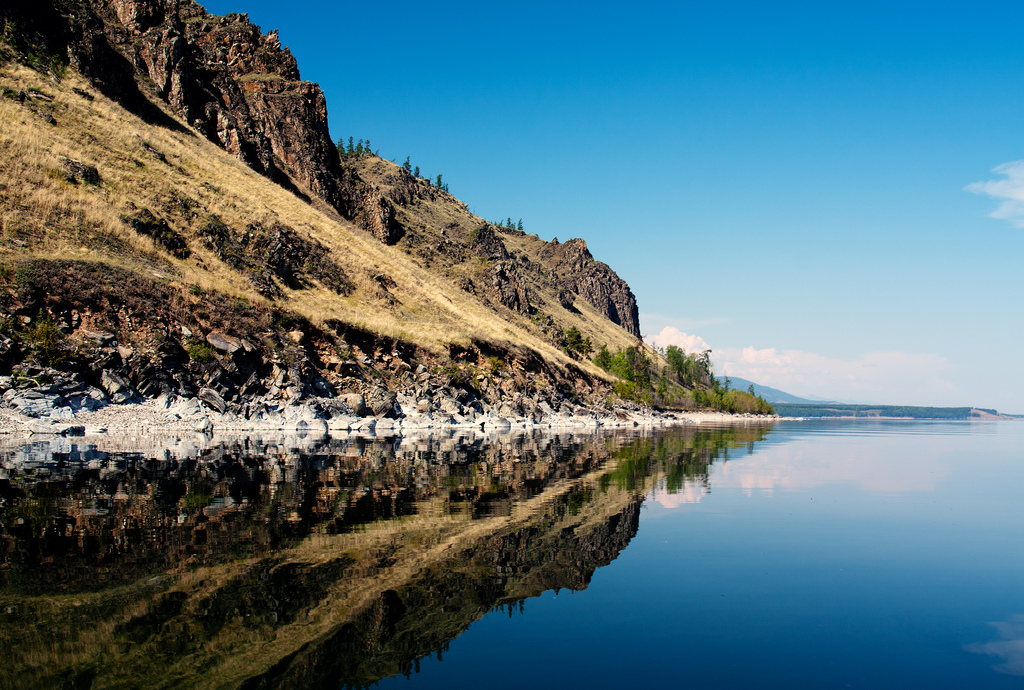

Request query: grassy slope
[
  {"left": 0, "top": 60, "right": 639, "bottom": 381},
  {"left": 355, "top": 156, "right": 640, "bottom": 356}
]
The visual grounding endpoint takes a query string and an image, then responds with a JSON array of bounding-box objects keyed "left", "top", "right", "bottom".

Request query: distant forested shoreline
[{"left": 773, "top": 404, "right": 1001, "bottom": 419}]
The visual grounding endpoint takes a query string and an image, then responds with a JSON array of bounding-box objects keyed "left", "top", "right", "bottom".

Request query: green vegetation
[
  {"left": 665, "top": 345, "right": 713, "bottom": 389},
  {"left": 490, "top": 217, "right": 524, "bottom": 231},
  {"left": 186, "top": 337, "right": 216, "bottom": 363},
  {"left": 592, "top": 342, "right": 774, "bottom": 414},
  {"left": 563, "top": 326, "right": 592, "bottom": 358},
  {"left": 0, "top": 19, "right": 67, "bottom": 76},
  {"left": 337, "top": 136, "right": 377, "bottom": 158},
  {"left": 27, "top": 310, "right": 67, "bottom": 367}
]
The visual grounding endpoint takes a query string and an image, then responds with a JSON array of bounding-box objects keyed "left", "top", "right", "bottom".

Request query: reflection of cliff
[
  {"left": 243, "top": 490, "right": 643, "bottom": 689},
  {"left": 0, "top": 431, "right": 615, "bottom": 595},
  {"left": 0, "top": 424, "right": 774, "bottom": 688}
]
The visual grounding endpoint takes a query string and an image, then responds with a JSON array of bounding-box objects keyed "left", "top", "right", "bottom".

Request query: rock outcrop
[
  {"left": 0, "top": 0, "right": 649, "bottom": 413},
  {"left": 4, "top": 0, "right": 357, "bottom": 214},
  {"left": 103, "top": 0, "right": 349, "bottom": 212},
  {"left": 549, "top": 238, "right": 640, "bottom": 337}
]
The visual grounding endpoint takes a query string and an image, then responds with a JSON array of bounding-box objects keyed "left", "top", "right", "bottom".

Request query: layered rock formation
[
  {"left": 549, "top": 237, "right": 641, "bottom": 337},
  {"left": 5, "top": 0, "right": 353, "bottom": 211}
]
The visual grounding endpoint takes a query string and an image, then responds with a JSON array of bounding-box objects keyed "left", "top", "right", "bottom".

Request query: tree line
[
  {"left": 491, "top": 217, "right": 524, "bottom": 232},
  {"left": 579, "top": 336, "right": 773, "bottom": 415},
  {"left": 336, "top": 138, "right": 451, "bottom": 192},
  {"left": 401, "top": 156, "right": 449, "bottom": 192}
]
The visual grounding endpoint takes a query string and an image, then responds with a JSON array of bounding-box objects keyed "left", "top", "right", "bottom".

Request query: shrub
[
  {"left": 28, "top": 311, "right": 67, "bottom": 367},
  {"left": 186, "top": 338, "right": 216, "bottom": 363}
]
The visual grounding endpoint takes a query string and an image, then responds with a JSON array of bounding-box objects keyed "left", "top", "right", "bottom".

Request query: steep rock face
[
  {"left": 471, "top": 226, "right": 531, "bottom": 314},
  {"left": 96, "top": 0, "right": 349, "bottom": 213},
  {"left": 354, "top": 183, "right": 402, "bottom": 245},
  {"left": 8, "top": 0, "right": 352, "bottom": 215},
  {"left": 550, "top": 238, "right": 640, "bottom": 337}
]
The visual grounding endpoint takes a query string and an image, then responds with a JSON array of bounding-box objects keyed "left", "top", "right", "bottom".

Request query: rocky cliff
[
  {"left": 548, "top": 237, "right": 641, "bottom": 337},
  {"left": 357, "top": 159, "right": 642, "bottom": 337},
  {"left": 0, "top": 0, "right": 652, "bottom": 428},
  {"left": 5, "top": 0, "right": 358, "bottom": 213},
  {"left": 4, "top": 0, "right": 639, "bottom": 332}
]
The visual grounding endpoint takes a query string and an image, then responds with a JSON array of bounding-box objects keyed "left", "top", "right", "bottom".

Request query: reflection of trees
[
  {"left": 0, "top": 423, "right": 774, "bottom": 688},
  {"left": 602, "top": 425, "right": 773, "bottom": 495}
]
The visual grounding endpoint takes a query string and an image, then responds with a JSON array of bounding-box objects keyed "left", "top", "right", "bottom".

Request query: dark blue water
[{"left": 378, "top": 420, "right": 1024, "bottom": 689}]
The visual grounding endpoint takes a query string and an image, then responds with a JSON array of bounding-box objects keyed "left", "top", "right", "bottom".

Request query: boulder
[
  {"left": 340, "top": 393, "right": 366, "bottom": 416},
  {"left": 206, "top": 331, "right": 241, "bottom": 353},
  {"left": 365, "top": 387, "right": 398, "bottom": 418},
  {"left": 60, "top": 157, "right": 101, "bottom": 185},
  {"left": 198, "top": 387, "right": 227, "bottom": 413},
  {"left": 82, "top": 330, "right": 116, "bottom": 346},
  {"left": 100, "top": 370, "right": 135, "bottom": 404}
]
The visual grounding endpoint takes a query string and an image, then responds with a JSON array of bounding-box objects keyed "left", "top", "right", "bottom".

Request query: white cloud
[
  {"left": 644, "top": 323, "right": 960, "bottom": 405},
  {"left": 712, "top": 435, "right": 950, "bottom": 494},
  {"left": 712, "top": 345, "right": 956, "bottom": 405},
  {"left": 645, "top": 326, "right": 710, "bottom": 354},
  {"left": 649, "top": 479, "right": 707, "bottom": 508},
  {"left": 966, "top": 160, "right": 1024, "bottom": 227}
]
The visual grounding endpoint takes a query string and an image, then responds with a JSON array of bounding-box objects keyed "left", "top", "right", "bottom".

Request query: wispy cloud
[
  {"left": 712, "top": 345, "right": 956, "bottom": 404},
  {"left": 644, "top": 325, "right": 959, "bottom": 405},
  {"left": 966, "top": 160, "right": 1024, "bottom": 227}
]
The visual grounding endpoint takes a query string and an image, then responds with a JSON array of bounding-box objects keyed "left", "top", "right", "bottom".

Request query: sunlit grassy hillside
[{"left": 0, "top": 59, "right": 640, "bottom": 381}]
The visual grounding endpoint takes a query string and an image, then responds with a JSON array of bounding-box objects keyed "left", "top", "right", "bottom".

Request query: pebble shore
[{"left": 0, "top": 392, "right": 775, "bottom": 440}]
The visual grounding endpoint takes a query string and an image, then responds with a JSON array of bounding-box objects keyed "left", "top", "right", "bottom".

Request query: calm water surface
[{"left": 1, "top": 420, "right": 1022, "bottom": 688}]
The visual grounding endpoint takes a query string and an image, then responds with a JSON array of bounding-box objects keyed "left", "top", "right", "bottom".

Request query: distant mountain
[{"left": 715, "top": 377, "right": 828, "bottom": 404}]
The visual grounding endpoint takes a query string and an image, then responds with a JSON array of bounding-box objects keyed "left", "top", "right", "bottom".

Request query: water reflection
[
  {"left": 644, "top": 421, "right": 966, "bottom": 504},
  {"left": 967, "top": 615, "right": 1024, "bottom": 676},
  {"left": 0, "top": 423, "right": 773, "bottom": 688}
]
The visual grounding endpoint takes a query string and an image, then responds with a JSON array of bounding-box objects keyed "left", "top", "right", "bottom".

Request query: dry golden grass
[{"left": 0, "top": 60, "right": 641, "bottom": 375}]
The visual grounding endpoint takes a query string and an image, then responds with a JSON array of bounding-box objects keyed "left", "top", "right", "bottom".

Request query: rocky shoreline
[{"left": 0, "top": 370, "right": 774, "bottom": 439}]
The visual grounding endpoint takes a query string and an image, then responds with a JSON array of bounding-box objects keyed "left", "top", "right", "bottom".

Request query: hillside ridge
[{"left": 0, "top": 0, "right": 687, "bottom": 432}]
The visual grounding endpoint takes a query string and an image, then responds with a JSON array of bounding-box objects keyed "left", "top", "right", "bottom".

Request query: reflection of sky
[
  {"left": 649, "top": 480, "right": 706, "bottom": 508},
  {"left": 390, "top": 422, "right": 1024, "bottom": 689},
  {"left": 647, "top": 427, "right": 964, "bottom": 510},
  {"left": 714, "top": 436, "right": 950, "bottom": 495},
  {"left": 967, "top": 615, "right": 1024, "bottom": 676}
]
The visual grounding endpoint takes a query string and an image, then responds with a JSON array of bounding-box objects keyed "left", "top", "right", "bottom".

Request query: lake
[{"left": 1, "top": 420, "right": 1022, "bottom": 688}]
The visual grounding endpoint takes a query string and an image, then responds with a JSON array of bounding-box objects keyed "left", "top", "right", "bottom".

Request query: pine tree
[
  {"left": 356, "top": 139, "right": 364, "bottom": 155},
  {"left": 347, "top": 136, "right": 354, "bottom": 155},
  {"left": 413, "top": 165, "right": 420, "bottom": 178},
  {"left": 517, "top": 219, "right": 523, "bottom": 231},
  {"left": 436, "top": 173, "right": 443, "bottom": 188},
  {"left": 364, "top": 139, "right": 371, "bottom": 155},
  {"left": 403, "top": 156, "right": 412, "bottom": 172}
]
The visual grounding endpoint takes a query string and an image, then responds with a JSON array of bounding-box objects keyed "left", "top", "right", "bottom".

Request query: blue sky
[{"left": 204, "top": 0, "right": 1024, "bottom": 412}]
